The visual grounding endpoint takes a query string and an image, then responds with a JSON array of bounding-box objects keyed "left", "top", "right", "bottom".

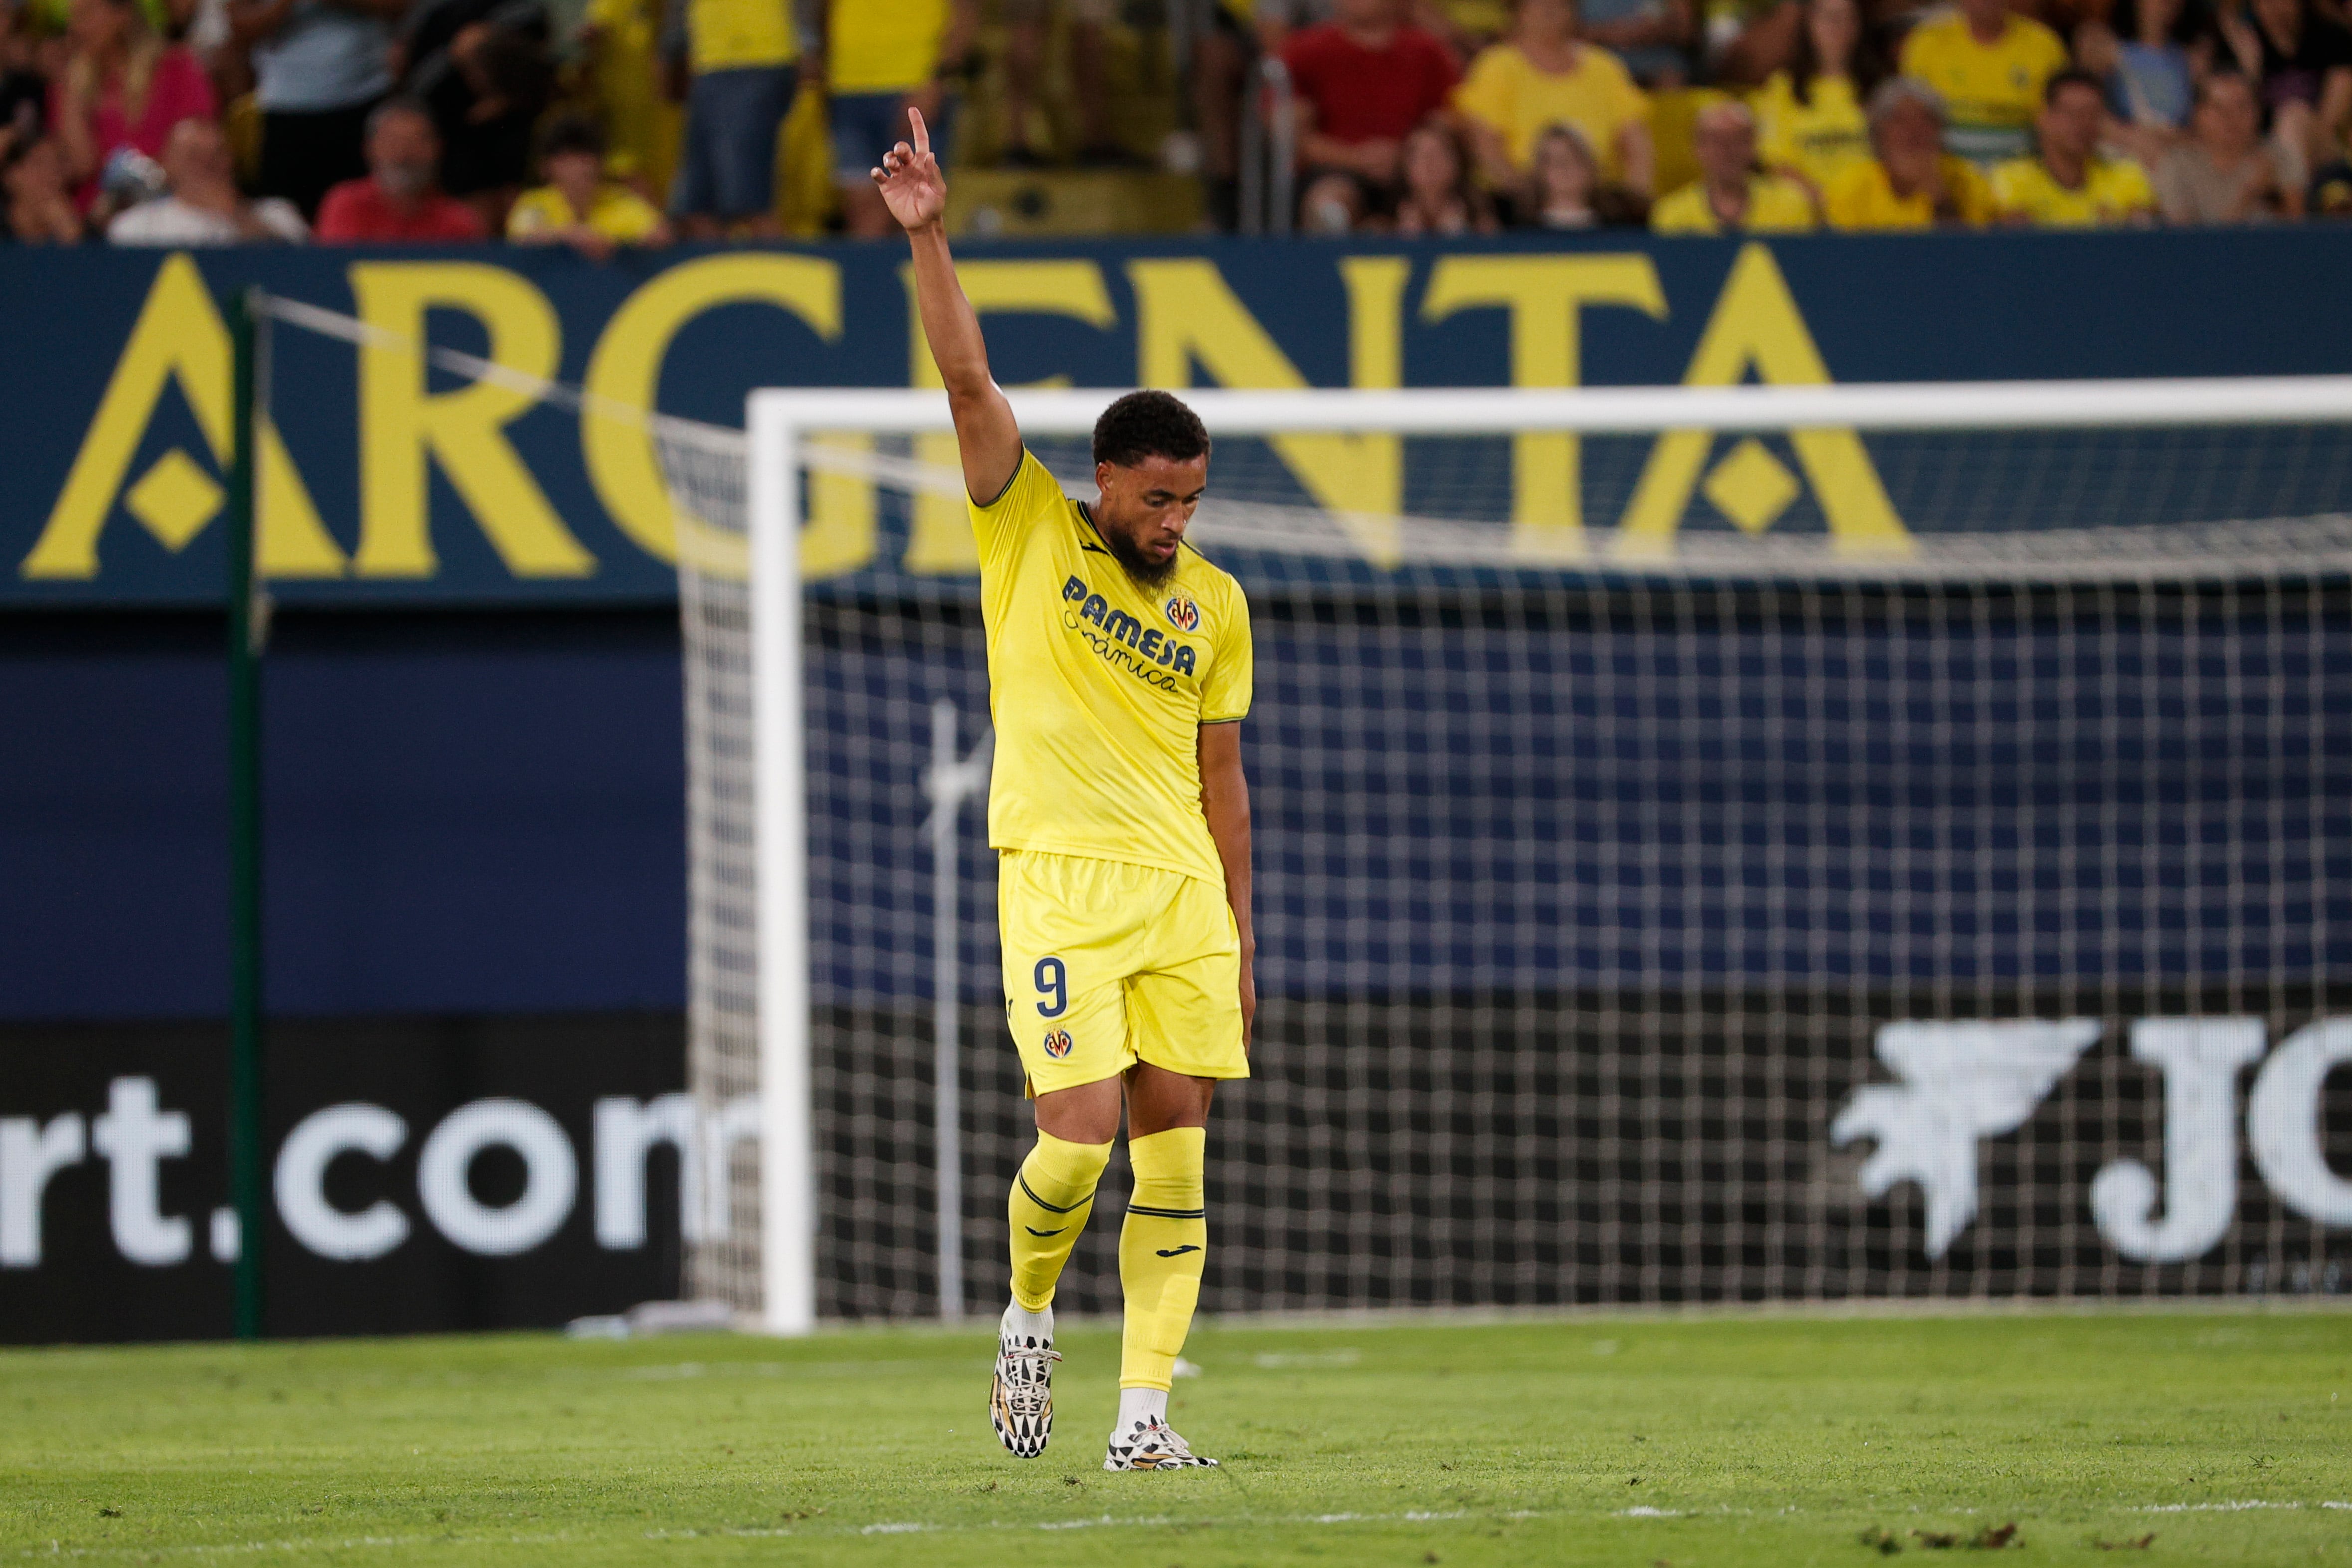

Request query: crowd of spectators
[
  {"left": 1258, "top": 0, "right": 2351, "bottom": 229},
  {"left": 0, "top": 0, "right": 982, "bottom": 245},
  {"left": 0, "top": 0, "right": 2345, "bottom": 247}
]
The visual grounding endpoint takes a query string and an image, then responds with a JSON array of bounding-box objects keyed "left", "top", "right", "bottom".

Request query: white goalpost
[{"left": 669, "top": 377, "right": 2352, "bottom": 1335}]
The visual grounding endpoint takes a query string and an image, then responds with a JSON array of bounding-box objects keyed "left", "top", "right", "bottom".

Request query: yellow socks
[
  {"left": 1118, "top": 1126, "right": 1208, "bottom": 1391},
  {"left": 1008, "top": 1125, "right": 1209, "bottom": 1391},
  {"left": 1007, "top": 1130, "right": 1112, "bottom": 1311}
]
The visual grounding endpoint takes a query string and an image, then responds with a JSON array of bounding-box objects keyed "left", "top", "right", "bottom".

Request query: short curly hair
[{"left": 1092, "top": 389, "right": 1210, "bottom": 469}]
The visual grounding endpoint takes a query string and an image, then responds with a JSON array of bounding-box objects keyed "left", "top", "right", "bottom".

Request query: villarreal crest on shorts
[
  {"left": 970, "top": 450, "right": 1255, "bottom": 1093},
  {"left": 1000, "top": 850, "right": 1249, "bottom": 1096}
]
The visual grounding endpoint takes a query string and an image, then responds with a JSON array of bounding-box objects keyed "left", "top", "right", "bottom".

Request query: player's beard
[{"left": 1103, "top": 527, "right": 1180, "bottom": 589}]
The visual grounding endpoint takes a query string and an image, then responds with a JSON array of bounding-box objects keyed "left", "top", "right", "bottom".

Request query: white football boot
[
  {"left": 1102, "top": 1415, "right": 1219, "bottom": 1471},
  {"left": 989, "top": 1322, "right": 1061, "bottom": 1458}
]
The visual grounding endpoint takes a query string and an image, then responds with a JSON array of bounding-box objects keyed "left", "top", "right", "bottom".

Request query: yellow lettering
[
  {"left": 581, "top": 254, "right": 843, "bottom": 577},
  {"left": 1420, "top": 255, "right": 1667, "bottom": 553},
  {"left": 1129, "top": 257, "right": 1406, "bottom": 564},
  {"left": 903, "top": 260, "right": 1116, "bottom": 574},
  {"left": 1341, "top": 256, "right": 1410, "bottom": 391},
  {"left": 352, "top": 262, "right": 592, "bottom": 578},
  {"left": 1615, "top": 243, "right": 1908, "bottom": 557},
  {"left": 23, "top": 253, "right": 342, "bottom": 580}
]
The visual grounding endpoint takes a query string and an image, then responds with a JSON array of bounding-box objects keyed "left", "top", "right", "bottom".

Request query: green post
[{"left": 225, "top": 286, "right": 265, "bottom": 1341}]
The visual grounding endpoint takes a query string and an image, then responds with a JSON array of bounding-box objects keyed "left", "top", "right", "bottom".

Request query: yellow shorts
[{"left": 997, "top": 849, "right": 1249, "bottom": 1097}]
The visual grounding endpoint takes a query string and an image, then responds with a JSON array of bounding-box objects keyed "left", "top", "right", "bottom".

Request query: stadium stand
[{"left": 0, "top": 0, "right": 2344, "bottom": 242}]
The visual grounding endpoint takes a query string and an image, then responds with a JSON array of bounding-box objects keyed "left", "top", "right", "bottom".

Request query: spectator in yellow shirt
[
  {"left": 1458, "top": 0, "right": 1656, "bottom": 196},
  {"left": 577, "top": 0, "right": 682, "bottom": 202},
  {"left": 1749, "top": 0, "right": 1887, "bottom": 200},
  {"left": 819, "top": 0, "right": 974, "bottom": 238},
  {"left": 1896, "top": 0, "right": 2069, "bottom": 166},
  {"left": 1991, "top": 69, "right": 2158, "bottom": 225},
  {"left": 668, "top": 0, "right": 802, "bottom": 238},
  {"left": 507, "top": 115, "right": 673, "bottom": 257},
  {"left": 1652, "top": 98, "right": 1819, "bottom": 229},
  {"left": 1824, "top": 76, "right": 1997, "bottom": 226}
]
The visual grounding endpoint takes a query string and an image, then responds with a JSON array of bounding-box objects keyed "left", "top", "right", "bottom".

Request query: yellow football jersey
[
  {"left": 1990, "top": 155, "right": 2157, "bottom": 227},
  {"left": 1649, "top": 174, "right": 1819, "bottom": 233},
  {"left": 1896, "top": 11, "right": 2068, "bottom": 167},
  {"left": 1822, "top": 154, "right": 1996, "bottom": 228},
  {"left": 687, "top": 0, "right": 797, "bottom": 72},
  {"left": 1454, "top": 41, "right": 1651, "bottom": 178},
  {"left": 506, "top": 183, "right": 667, "bottom": 242},
  {"left": 1750, "top": 71, "right": 1871, "bottom": 193},
  {"left": 973, "top": 452, "right": 1253, "bottom": 888},
  {"left": 828, "top": 0, "right": 948, "bottom": 94}
]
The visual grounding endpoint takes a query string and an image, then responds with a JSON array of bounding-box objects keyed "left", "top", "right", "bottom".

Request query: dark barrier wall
[
  {"left": 0, "top": 611, "right": 684, "bottom": 1019},
  {"left": 4, "top": 232, "right": 2352, "bottom": 608}
]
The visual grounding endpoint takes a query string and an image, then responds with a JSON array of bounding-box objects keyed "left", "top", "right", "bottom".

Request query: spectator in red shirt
[
  {"left": 1283, "top": 0, "right": 1461, "bottom": 229},
  {"left": 316, "top": 97, "right": 488, "bottom": 241}
]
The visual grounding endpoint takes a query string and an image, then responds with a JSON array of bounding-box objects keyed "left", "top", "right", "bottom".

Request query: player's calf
[
  {"left": 993, "top": 1131, "right": 1109, "bottom": 1458},
  {"left": 1105, "top": 1126, "right": 1216, "bottom": 1468}
]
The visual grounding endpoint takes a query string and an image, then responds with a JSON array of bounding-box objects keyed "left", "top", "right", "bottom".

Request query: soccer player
[{"left": 872, "top": 111, "right": 1255, "bottom": 1474}]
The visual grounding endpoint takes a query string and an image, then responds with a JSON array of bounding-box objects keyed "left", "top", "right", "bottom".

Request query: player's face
[
  {"left": 1876, "top": 100, "right": 1942, "bottom": 184},
  {"left": 2199, "top": 77, "right": 2258, "bottom": 150},
  {"left": 1094, "top": 454, "right": 1208, "bottom": 586},
  {"left": 2044, "top": 83, "right": 2103, "bottom": 160},
  {"left": 1694, "top": 111, "right": 1755, "bottom": 185}
]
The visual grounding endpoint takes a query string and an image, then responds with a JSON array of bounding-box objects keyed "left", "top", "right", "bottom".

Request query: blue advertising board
[{"left": 6, "top": 229, "right": 2352, "bottom": 608}]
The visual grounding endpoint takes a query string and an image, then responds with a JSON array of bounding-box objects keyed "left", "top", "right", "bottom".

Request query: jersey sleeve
[
  {"left": 1951, "top": 160, "right": 1998, "bottom": 226},
  {"left": 1750, "top": 77, "right": 1794, "bottom": 169},
  {"left": 2115, "top": 159, "right": 2157, "bottom": 215},
  {"left": 968, "top": 449, "right": 1064, "bottom": 571},
  {"left": 1453, "top": 49, "right": 1515, "bottom": 147},
  {"left": 1604, "top": 56, "right": 1649, "bottom": 138},
  {"left": 1988, "top": 158, "right": 2034, "bottom": 218},
  {"left": 2030, "top": 22, "right": 2069, "bottom": 77},
  {"left": 1200, "top": 578, "right": 1254, "bottom": 724}
]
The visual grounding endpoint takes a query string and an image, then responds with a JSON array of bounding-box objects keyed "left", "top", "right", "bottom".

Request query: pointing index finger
[{"left": 909, "top": 106, "right": 931, "bottom": 159}]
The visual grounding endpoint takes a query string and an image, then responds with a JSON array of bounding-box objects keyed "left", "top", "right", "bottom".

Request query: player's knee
[
  {"left": 1017, "top": 1128, "right": 1112, "bottom": 1208},
  {"left": 1034, "top": 1075, "right": 1123, "bottom": 1144},
  {"left": 1126, "top": 1125, "right": 1207, "bottom": 1208}
]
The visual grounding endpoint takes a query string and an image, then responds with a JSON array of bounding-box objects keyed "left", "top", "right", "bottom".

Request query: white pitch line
[
  {"left": 51, "top": 1499, "right": 2347, "bottom": 1559},
  {"left": 2134, "top": 1500, "right": 2352, "bottom": 1513}
]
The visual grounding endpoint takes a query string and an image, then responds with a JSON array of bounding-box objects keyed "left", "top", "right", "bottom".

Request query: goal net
[{"left": 660, "top": 382, "right": 2352, "bottom": 1332}]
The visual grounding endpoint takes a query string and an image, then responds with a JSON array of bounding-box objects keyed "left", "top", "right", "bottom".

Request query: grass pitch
[{"left": 4, "top": 1310, "right": 2347, "bottom": 1566}]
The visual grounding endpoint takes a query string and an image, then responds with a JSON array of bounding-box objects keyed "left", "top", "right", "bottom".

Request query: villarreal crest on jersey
[{"left": 971, "top": 451, "right": 1253, "bottom": 889}]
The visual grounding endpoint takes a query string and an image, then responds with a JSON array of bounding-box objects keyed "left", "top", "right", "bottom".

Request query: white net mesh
[
  {"left": 656, "top": 422, "right": 764, "bottom": 1315},
  {"left": 664, "top": 406, "right": 2352, "bottom": 1322}
]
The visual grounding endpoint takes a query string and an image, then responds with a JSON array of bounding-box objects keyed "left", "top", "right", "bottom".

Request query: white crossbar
[{"left": 753, "top": 377, "right": 2352, "bottom": 437}]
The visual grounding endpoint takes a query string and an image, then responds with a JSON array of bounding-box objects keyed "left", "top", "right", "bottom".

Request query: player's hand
[
  {"left": 873, "top": 106, "right": 948, "bottom": 233},
  {"left": 1238, "top": 950, "right": 1256, "bottom": 1052}
]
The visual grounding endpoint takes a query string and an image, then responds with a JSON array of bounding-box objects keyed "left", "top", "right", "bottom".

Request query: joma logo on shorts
[{"left": 1062, "top": 575, "right": 1198, "bottom": 675}]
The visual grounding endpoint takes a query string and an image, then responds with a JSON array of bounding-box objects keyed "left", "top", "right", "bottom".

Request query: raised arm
[
  {"left": 874, "top": 108, "right": 1023, "bottom": 504},
  {"left": 1198, "top": 721, "right": 1256, "bottom": 1049}
]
